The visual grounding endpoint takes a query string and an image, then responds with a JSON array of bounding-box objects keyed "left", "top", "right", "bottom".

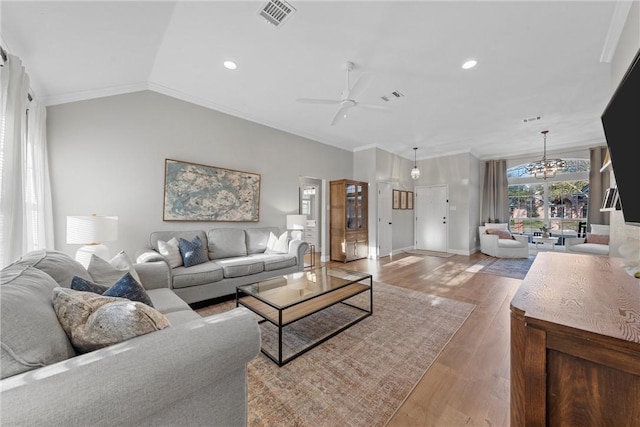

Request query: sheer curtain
[
  {"left": 481, "top": 160, "right": 509, "bottom": 224},
  {"left": 0, "top": 53, "right": 54, "bottom": 267}
]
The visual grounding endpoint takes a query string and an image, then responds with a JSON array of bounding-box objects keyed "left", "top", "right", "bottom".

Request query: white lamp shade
[
  {"left": 66, "top": 215, "right": 118, "bottom": 244},
  {"left": 286, "top": 215, "right": 307, "bottom": 230}
]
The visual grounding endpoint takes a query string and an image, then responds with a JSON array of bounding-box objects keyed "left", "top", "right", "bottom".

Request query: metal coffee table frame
[{"left": 236, "top": 267, "right": 373, "bottom": 366}]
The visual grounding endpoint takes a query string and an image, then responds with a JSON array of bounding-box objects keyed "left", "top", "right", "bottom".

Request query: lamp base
[{"left": 75, "top": 244, "right": 110, "bottom": 268}]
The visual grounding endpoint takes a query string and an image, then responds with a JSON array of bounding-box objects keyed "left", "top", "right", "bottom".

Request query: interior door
[
  {"left": 377, "top": 182, "right": 392, "bottom": 258},
  {"left": 415, "top": 185, "right": 448, "bottom": 252}
]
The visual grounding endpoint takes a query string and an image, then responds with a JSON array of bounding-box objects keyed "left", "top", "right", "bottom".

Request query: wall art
[{"left": 163, "top": 159, "right": 260, "bottom": 221}]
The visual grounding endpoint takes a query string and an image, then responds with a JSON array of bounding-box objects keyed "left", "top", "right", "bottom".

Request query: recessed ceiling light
[
  {"left": 462, "top": 59, "right": 477, "bottom": 70},
  {"left": 223, "top": 60, "right": 237, "bottom": 70}
]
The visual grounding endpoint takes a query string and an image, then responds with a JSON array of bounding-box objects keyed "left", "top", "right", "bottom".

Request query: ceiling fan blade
[
  {"left": 356, "top": 102, "right": 388, "bottom": 112},
  {"left": 350, "top": 72, "right": 373, "bottom": 99},
  {"left": 330, "top": 106, "right": 351, "bottom": 126},
  {"left": 296, "top": 98, "right": 341, "bottom": 105}
]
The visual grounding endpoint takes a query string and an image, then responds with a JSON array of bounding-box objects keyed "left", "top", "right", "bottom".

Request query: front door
[{"left": 415, "top": 185, "right": 448, "bottom": 252}]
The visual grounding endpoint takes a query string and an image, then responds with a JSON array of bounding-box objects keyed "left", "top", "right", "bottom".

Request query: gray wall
[{"left": 47, "top": 90, "right": 353, "bottom": 259}]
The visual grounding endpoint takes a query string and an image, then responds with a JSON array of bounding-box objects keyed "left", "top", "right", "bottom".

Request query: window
[{"left": 507, "top": 159, "right": 589, "bottom": 242}]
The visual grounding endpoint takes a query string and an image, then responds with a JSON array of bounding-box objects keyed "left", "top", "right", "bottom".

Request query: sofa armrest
[
  {"left": 513, "top": 234, "right": 529, "bottom": 245},
  {"left": 0, "top": 307, "right": 261, "bottom": 427},
  {"left": 136, "top": 248, "right": 167, "bottom": 264},
  {"left": 289, "top": 239, "right": 310, "bottom": 265},
  {"left": 134, "top": 261, "right": 172, "bottom": 290},
  {"left": 565, "top": 237, "right": 586, "bottom": 248}
]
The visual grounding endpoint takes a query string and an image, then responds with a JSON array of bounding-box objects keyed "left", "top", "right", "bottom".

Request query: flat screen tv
[{"left": 601, "top": 47, "right": 640, "bottom": 227}]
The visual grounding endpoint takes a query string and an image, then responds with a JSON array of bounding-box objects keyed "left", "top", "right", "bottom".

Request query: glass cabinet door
[{"left": 346, "top": 184, "right": 356, "bottom": 230}]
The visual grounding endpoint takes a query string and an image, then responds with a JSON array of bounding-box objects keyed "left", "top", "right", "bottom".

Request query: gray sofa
[
  {"left": 136, "top": 226, "right": 309, "bottom": 304},
  {"left": 1, "top": 249, "right": 260, "bottom": 427}
]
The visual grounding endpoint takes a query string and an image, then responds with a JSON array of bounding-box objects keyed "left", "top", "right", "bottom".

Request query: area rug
[
  {"left": 402, "top": 249, "right": 455, "bottom": 258},
  {"left": 466, "top": 254, "right": 536, "bottom": 279},
  {"left": 196, "top": 282, "right": 475, "bottom": 427}
]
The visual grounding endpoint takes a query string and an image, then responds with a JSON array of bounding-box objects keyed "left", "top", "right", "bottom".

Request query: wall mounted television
[{"left": 600, "top": 47, "right": 640, "bottom": 227}]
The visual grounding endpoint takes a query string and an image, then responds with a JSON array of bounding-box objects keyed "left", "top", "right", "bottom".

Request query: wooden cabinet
[
  {"left": 510, "top": 252, "right": 640, "bottom": 427},
  {"left": 330, "top": 179, "right": 368, "bottom": 262}
]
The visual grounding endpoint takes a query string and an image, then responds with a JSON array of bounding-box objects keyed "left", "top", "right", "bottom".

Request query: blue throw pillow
[
  {"left": 70, "top": 273, "right": 154, "bottom": 307},
  {"left": 178, "top": 236, "right": 209, "bottom": 267}
]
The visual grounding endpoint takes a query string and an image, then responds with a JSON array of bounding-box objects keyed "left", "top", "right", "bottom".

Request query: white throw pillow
[
  {"left": 88, "top": 251, "right": 141, "bottom": 285},
  {"left": 484, "top": 223, "right": 509, "bottom": 230},
  {"left": 590, "top": 224, "right": 610, "bottom": 235},
  {"left": 266, "top": 231, "right": 289, "bottom": 254},
  {"left": 158, "top": 237, "right": 183, "bottom": 268}
]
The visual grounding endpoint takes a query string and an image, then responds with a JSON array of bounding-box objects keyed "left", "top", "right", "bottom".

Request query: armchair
[
  {"left": 565, "top": 224, "right": 610, "bottom": 256},
  {"left": 479, "top": 224, "right": 530, "bottom": 258}
]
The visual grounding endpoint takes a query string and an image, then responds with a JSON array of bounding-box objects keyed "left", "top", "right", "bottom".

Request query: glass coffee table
[{"left": 236, "top": 266, "right": 373, "bottom": 366}]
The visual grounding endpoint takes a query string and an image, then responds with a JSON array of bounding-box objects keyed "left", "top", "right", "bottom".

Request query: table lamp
[
  {"left": 286, "top": 214, "right": 307, "bottom": 240},
  {"left": 66, "top": 214, "right": 118, "bottom": 268}
]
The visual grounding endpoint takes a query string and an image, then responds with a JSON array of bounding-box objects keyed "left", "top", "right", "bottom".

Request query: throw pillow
[
  {"left": 71, "top": 272, "right": 154, "bottom": 307},
  {"left": 87, "top": 251, "right": 141, "bottom": 285},
  {"left": 157, "top": 237, "right": 183, "bottom": 268},
  {"left": 178, "top": 236, "right": 209, "bottom": 267},
  {"left": 265, "top": 231, "right": 289, "bottom": 254},
  {"left": 585, "top": 233, "right": 610, "bottom": 245},
  {"left": 486, "top": 228, "right": 514, "bottom": 240},
  {"left": 52, "top": 287, "right": 170, "bottom": 353}
]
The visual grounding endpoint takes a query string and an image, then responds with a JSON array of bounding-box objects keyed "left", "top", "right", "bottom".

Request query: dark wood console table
[{"left": 510, "top": 252, "right": 640, "bottom": 426}]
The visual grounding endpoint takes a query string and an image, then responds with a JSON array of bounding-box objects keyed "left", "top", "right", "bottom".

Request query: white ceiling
[{"left": 1, "top": 1, "right": 626, "bottom": 161}]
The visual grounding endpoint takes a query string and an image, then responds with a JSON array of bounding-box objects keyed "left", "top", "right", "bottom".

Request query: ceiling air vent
[
  {"left": 381, "top": 90, "right": 405, "bottom": 102},
  {"left": 258, "top": 0, "right": 296, "bottom": 28},
  {"left": 523, "top": 115, "right": 542, "bottom": 123}
]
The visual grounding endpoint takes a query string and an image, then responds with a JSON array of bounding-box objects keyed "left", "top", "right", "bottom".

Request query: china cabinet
[{"left": 330, "top": 179, "right": 368, "bottom": 262}]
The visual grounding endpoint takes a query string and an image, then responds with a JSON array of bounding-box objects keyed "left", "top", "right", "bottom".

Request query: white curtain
[{"left": 0, "top": 53, "right": 54, "bottom": 267}]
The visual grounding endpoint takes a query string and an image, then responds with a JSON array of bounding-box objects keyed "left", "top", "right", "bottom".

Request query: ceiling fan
[{"left": 296, "top": 61, "right": 386, "bottom": 126}]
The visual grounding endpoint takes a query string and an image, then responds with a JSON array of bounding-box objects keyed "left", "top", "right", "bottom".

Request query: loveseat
[
  {"left": 565, "top": 224, "right": 610, "bottom": 256},
  {"left": 479, "top": 223, "right": 530, "bottom": 258},
  {"left": 1, "top": 249, "right": 260, "bottom": 427},
  {"left": 136, "top": 226, "right": 309, "bottom": 304}
]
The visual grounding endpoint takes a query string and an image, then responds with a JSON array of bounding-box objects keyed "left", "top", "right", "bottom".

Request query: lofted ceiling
[{"left": 1, "top": 1, "right": 626, "bottom": 161}]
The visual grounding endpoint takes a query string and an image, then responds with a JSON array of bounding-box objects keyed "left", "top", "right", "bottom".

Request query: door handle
[{"left": 389, "top": 222, "right": 392, "bottom": 225}]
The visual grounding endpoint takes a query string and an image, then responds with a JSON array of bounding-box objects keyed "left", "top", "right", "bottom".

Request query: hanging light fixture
[
  {"left": 524, "top": 130, "right": 567, "bottom": 179},
  {"left": 410, "top": 147, "right": 420, "bottom": 180}
]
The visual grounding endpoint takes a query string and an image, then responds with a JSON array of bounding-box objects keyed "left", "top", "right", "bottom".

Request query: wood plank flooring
[{"left": 323, "top": 251, "right": 520, "bottom": 427}]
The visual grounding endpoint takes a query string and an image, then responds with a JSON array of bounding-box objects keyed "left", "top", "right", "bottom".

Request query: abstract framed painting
[
  {"left": 392, "top": 190, "right": 400, "bottom": 209},
  {"left": 163, "top": 159, "right": 261, "bottom": 221}
]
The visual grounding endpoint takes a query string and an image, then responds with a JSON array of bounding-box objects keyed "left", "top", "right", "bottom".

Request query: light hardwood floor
[{"left": 322, "top": 251, "right": 519, "bottom": 427}]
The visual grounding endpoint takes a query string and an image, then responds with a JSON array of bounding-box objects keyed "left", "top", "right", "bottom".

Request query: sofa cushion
[
  {"left": 497, "top": 238, "right": 527, "bottom": 249},
  {"left": 146, "top": 288, "right": 193, "bottom": 314},
  {"left": 570, "top": 243, "right": 610, "bottom": 256},
  {"left": 207, "top": 228, "right": 248, "bottom": 260},
  {"left": 52, "top": 287, "right": 170, "bottom": 353},
  {"left": 157, "top": 237, "right": 183, "bottom": 268},
  {"left": 245, "top": 226, "right": 280, "bottom": 254},
  {"left": 216, "top": 257, "right": 264, "bottom": 278},
  {"left": 251, "top": 254, "right": 298, "bottom": 271},
  {"left": 171, "top": 262, "right": 224, "bottom": 289},
  {"left": 178, "top": 236, "right": 209, "bottom": 267},
  {"left": 71, "top": 273, "right": 155, "bottom": 307},
  {"left": 0, "top": 265, "right": 77, "bottom": 380},
  {"left": 87, "top": 251, "right": 141, "bottom": 285},
  {"left": 7, "top": 249, "right": 91, "bottom": 288}
]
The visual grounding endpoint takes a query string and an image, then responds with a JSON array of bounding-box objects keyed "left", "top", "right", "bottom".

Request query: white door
[
  {"left": 415, "top": 185, "right": 448, "bottom": 252},
  {"left": 377, "top": 182, "right": 392, "bottom": 258}
]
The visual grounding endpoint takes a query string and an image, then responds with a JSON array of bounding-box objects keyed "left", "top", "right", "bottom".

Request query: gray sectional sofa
[
  {"left": 136, "top": 226, "right": 309, "bottom": 304},
  {"left": 1, "top": 249, "right": 260, "bottom": 427}
]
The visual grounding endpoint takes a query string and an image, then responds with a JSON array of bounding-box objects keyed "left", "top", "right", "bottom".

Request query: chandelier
[
  {"left": 524, "top": 130, "right": 567, "bottom": 179},
  {"left": 410, "top": 147, "right": 420, "bottom": 180}
]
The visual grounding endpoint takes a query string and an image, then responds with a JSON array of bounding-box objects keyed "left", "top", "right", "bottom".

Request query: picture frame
[
  {"left": 407, "top": 191, "right": 414, "bottom": 210},
  {"left": 400, "top": 191, "right": 407, "bottom": 209},
  {"left": 392, "top": 190, "right": 400, "bottom": 209},
  {"left": 600, "top": 186, "right": 621, "bottom": 211},
  {"left": 163, "top": 158, "right": 261, "bottom": 221}
]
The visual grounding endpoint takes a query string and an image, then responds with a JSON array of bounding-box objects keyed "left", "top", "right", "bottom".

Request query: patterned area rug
[
  {"left": 466, "top": 255, "right": 536, "bottom": 279},
  {"left": 196, "top": 282, "right": 475, "bottom": 427}
]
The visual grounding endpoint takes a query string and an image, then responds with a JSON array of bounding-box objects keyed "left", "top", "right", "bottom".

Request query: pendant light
[
  {"left": 524, "top": 130, "right": 567, "bottom": 179},
  {"left": 410, "top": 147, "right": 420, "bottom": 180}
]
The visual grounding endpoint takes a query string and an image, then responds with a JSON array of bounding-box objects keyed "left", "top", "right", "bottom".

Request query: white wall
[{"left": 47, "top": 90, "right": 353, "bottom": 259}]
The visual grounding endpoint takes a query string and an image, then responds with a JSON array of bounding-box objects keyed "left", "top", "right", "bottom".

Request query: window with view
[{"left": 507, "top": 159, "right": 590, "bottom": 243}]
